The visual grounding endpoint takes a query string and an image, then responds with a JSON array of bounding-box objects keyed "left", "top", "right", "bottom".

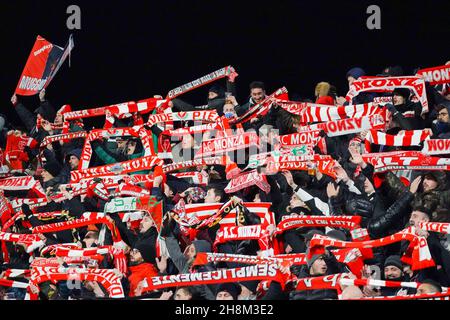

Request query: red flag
[{"left": 15, "top": 35, "right": 74, "bottom": 96}]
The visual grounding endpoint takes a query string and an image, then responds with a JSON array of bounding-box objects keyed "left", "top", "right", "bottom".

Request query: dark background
[{"left": 0, "top": 0, "right": 449, "bottom": 127}]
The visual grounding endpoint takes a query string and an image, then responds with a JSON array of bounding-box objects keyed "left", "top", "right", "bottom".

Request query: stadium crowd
[{"left": 1, "top": 62, "right": 450, "bottom": 300}]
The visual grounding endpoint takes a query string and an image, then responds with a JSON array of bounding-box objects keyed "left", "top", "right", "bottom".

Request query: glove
[{"left": 386, "top": 103, "right": 398, "bottom": 114}]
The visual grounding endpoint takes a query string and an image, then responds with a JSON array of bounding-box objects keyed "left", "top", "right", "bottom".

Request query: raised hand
[
  {"left": 327, "top": 182, "right": 340, "bottom": 197},
  {"left": 409, "top": 176, "right": 422, "bottom": 194}
]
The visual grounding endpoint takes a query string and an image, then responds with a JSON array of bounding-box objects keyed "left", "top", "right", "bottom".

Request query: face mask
[{"left": 224, "top": 112, "right": 235, "bottom": 119}]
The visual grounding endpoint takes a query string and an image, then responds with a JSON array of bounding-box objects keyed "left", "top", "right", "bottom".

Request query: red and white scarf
[
  {"left": 214, "top": 224, "right": 271, "bottom": 251},
  {"left": 276, "top": 216, "right": 362, "bottom": 235},
  {"left": 362, "top": 151, "right": 450, "bottom": 173},
  {"left": 353, "top": 291, "right": 450, "bottom": 300},
  {"left": 365, "top": 129, "right": 432, "bottom": 147},
  {"left": 146, "top": 110, "right": 219, "bottom": 127},
  {"left": 279, "top": 131, "right": 321, "bottom": 147},
  {"left": 230, "top": 87, "right": 289, "bottom": 125},
  {"left": 171, "top": 172, "right": 208, "bottom": 185},
  {"left": 0, "top": 176, "right": 47, "bottom": 200},
  {"left": 0, "top": 231, "right": 44, "bottom": 253},
  {"left": 308, "top": 227, "right": 434, "bottom": 271},
  {"left": 141, "top": 263, "right": 287, "bottom": 293},
  {"left": 421, "top": 139, "right": 450, "bottom": 155},
  {"left": 79, "top": 126, "right": 155, "bottom": 171},
  {"left": 0, "top": 278, "right": 29, "bottom": 289},
  {"left": 31, "top": 212, "right": 123, "bottom": 244},
  {"left": 416, "top": 64, "right": 450, "bottom": 86},
  {"left": 266, "top": 158, "right": 337, "bottom": 179},
  {"left": 5, "top": 132, "right": 38, "bottom": 171},
  {"left": 192, "top": 252, "right": 305, "bottom": 267},
  {"left": 224, "top": 169, "right": 271, "bottom": 194},
  {"left": 277, "top": 100, "right": 383, "bottom": 123},
  {"left": 160, "top": 122, "right": 219, "bottom": 138},
  {"left": 71, "top": 155, "right": 164, "bottom": 183},
  {"left": 302, "top": 114, "right": 386, "bottom": 137},
  {"left": 29, "top": 267, "right": 125, "bottom": 299},
  {"left": 418, "top": 221, "right": 450, "bottom": 234},
  {"left": 173, "top": 202, "right": 274, "bottom": 228},
  {"left": 63, "top": 98, "right": 164, "bottom": 121},
  {"left": 53, "top": 245, "right": 128, "bottom": 275},
  {"left": 165, "top": 66, "right": 237, "bottom": 100},
  {"left": 195, "top": 132, "right": 259, "bottom": 159},
  {"left": 40, "top": 131, "right": 87, "bottom": 149},
  {"left": 162, "top": 156, "right": 225, "bottom": 174},
  {"left": 346, "top": 76, "right": 429, "bottom": 114}
]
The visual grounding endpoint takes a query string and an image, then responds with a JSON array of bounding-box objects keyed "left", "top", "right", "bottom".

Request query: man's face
[
  {"left": 363, "top": 178, "right": 374, "bottom": 194},
  {"left": 83, "top": 232, "right": 98, "bottom": 248},
  {"left": 393, "top": 93, "right": 405, "bottom": 106},
  {"left": 117, "top": 139, "right": 127, "bottom": 151},
  {"left": 417, "top": 283, "right": 439, "bottom": 295},
  {"left": 347, "top": 76, "right": 356, "bottom": 87},
  {"left": 139, "top": 215, "right": 154, "bottom": 233},
  {"left": 250, "top": 88, "right": 265, "bottom": 103},
  {"left": 437, "top": 108, "right": 450, "bottom": 123},
  {"left": 290, "top": 194, "right": 305, "bottom": 209},
  {"left": 238, "top": 285, "right": 254, "bottom": 300},
  {"left": 175, "top": 288, "right": 192, "bottom": 300},
  {"left": 423, "top": 176, "right": 438, "bottom": 192},
  {"left": 127, "top": 141, "right": 137, "bottom": 155},
  {"left": 181, "top": 135, "right": 194, "bottom": 149},
  {"left": 384, "top": 266, "right": 402, "bottom": 280},
  {"left": 208, "top": 91, "right": 219, "bottom": 100},
  {"left": 129, "top": 248, "right": 144, "bottom": 265},
  {"left": 205, "top": 189, "right": 219, "bottom": 203},
  {"left": 310, "top": 256, "right": 327, "bottom": 276},
  {"left": 409, "top": 210, "right": 430, "bottom": 228},
  {"left": 69, "top": 155, "right": 79, "bottom": 170},
  {"left": 55, "top": 113, "right": 63, "bottom": 125},
  {"left": 41, "top": 169, "right": 53, "bottom": 182},
  {"left": 183, "top": 244, "right": 196, "bottom": 261},
  {"left": 223, "top": 103, "right": 236, "bottom": 117},
  {"left": 216, "top": 291, "right": 234, "bottom": 300}
]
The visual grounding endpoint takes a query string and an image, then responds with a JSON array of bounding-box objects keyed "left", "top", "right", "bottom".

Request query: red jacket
[{"left": 128, "top": 262, "right": 159, "bottom": 297}]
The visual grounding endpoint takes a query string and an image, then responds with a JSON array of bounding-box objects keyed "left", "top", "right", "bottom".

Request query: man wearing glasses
[{"left": 432, "top": 104, "right": 450, "bottom": 139}]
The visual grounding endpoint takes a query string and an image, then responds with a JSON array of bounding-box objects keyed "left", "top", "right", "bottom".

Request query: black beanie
[
  {"left": 43, "top": 161, "right": 62, "bottom": 178},
  {"left": 303, "top": 229, "right": 325, "bottom": 242},
  {"left": 216, "top": 282, "right": 242, "bottom": 300},
  {"left": 392, "top": 88, "right": 411, "bottom": 101},
  {"left": 134, "top": 242, "right": 156, "bottom": 264},
  {"left": 306, "top": 253, "right": 324, "bottom": 270},
  {"left": 209, "top": 84, "right": 225, "bottom": 98},
  {"left": 326, "top": 229, "right": 347, "bottom": 241},
  {"left": 239, "top": 280, "right": 259, "bottom": 294},
  {"left": 384, "top": 255, "right": 403, "bottom": 270}
]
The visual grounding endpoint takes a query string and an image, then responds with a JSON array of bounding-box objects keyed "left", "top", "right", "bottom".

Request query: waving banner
[{"left": 15, "top": 35, "right": 74, "bottom": 96}]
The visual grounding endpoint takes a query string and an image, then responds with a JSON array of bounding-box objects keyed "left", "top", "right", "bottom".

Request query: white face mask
[{"left": 239, "top": 294, "right": 256, "bottom": 300}]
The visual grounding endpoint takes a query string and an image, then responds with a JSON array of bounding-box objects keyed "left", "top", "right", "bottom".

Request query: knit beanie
[
  {"left": 43, "top": 161, "right": 62, "bottom": 178},
  {"left": 383, "top": 255, "right": 403, "bottom": 270},
  {"left": 134, "top": 241, "right": 156, "bottom": 264},
  {"left": 216, "top": 282, "right": 242, "bottom": 300}
]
